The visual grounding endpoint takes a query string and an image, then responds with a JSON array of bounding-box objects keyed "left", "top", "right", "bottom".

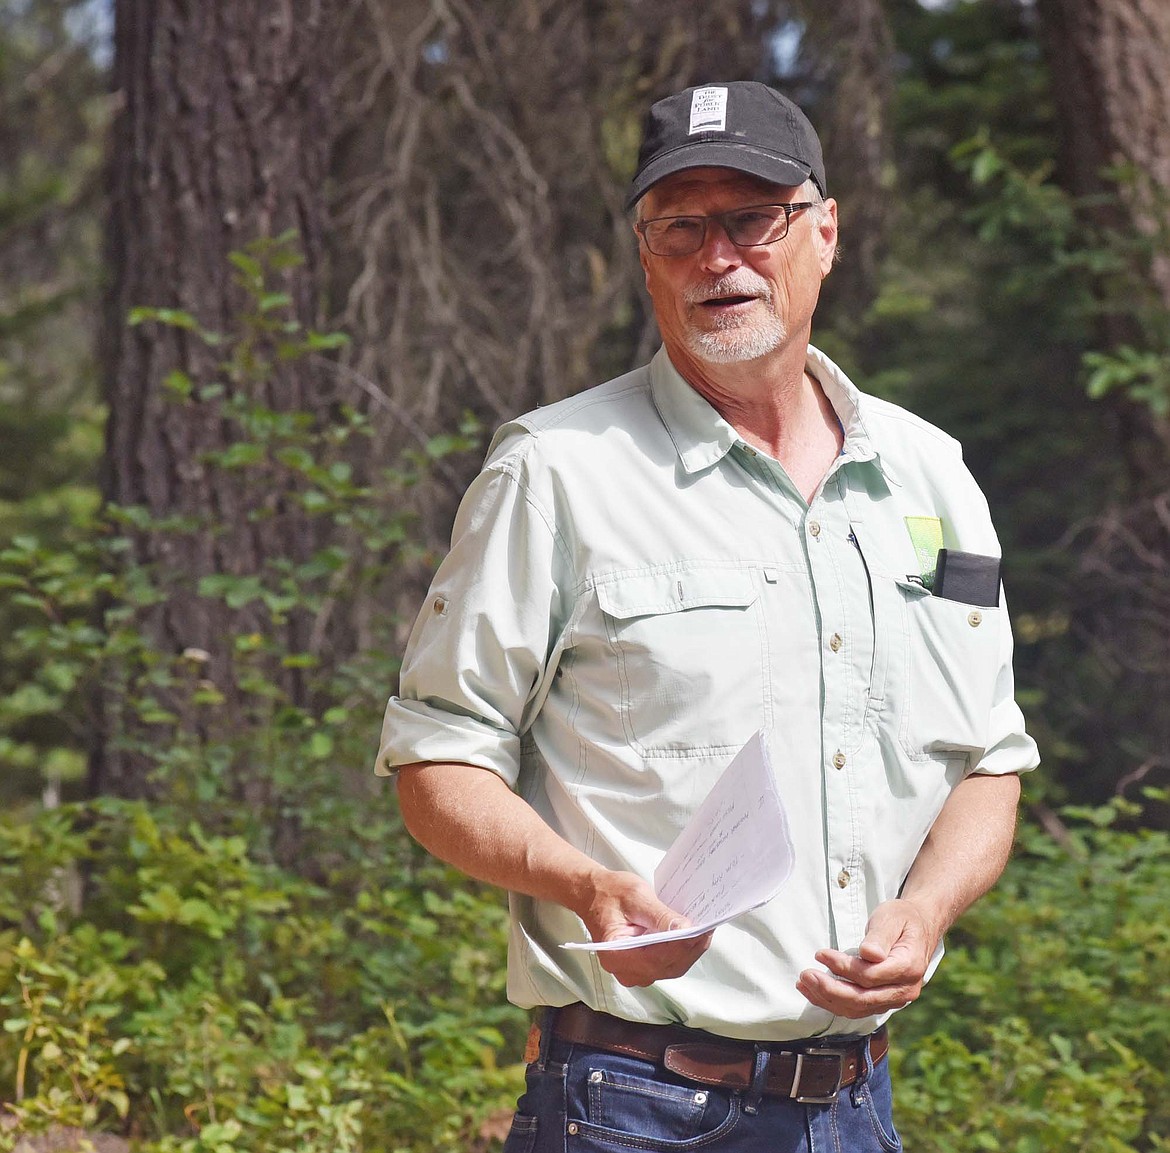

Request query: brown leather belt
[{"left": 551, "top": 1003, "right": 888, "bottom": 1105}]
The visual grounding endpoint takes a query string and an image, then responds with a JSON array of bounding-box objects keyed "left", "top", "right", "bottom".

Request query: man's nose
[{"left": 698, "top": 220, "right": 743, "bottom": 272}]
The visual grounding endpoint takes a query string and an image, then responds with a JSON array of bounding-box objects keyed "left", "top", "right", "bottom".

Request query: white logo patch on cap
[{"left": 689, "top": 87, "right": 728, "bottom": 134}]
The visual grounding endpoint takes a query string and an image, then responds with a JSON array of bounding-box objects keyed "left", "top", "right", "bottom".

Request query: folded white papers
[{"left": 564, "top": 731, "right": 794, "bottom": 952}]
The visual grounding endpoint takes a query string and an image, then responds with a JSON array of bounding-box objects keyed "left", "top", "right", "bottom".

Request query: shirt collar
[
  {"left": 649, "top": 344, "right": 901, "bottom": 486},
  {"left": 805, "top": 346, "right": 902, "bottom": 487},
  {"left": 649, "top": 347, "right": 740, "bottom": 474}
]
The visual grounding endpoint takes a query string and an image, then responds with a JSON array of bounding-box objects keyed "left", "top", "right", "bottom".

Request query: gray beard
[
  {"left": 686, "top": 318, "right": 786, "bottom": 364},
  {"left": 682, "top": 276, "right": 787, "bottom": 364}
]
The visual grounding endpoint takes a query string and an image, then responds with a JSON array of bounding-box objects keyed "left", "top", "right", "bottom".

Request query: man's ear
[{"left": 817, "top": 200, "right": 839, "bottom": 277}]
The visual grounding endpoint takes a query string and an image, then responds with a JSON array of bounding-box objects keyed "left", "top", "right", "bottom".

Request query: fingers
[
  {"left": 798, "top": 941, "right": 928, "bottom": 1015},
  {"left": 856, "top": 898, "right": 933, "bottom": 964},
  {"left": 813, "top": 944, "right": 916, "bottom": 987},
  {"left": 600, "top": 931, "right": 715, "bottom": 988},
  {"left": 796, "top": 964, "right": 922, "bottom": 1018},
  {"left": 579, "top": 869, "right": 714, "bottom": 987},
  {"left": 796, "top": 899, "right": 936, "bottom": 1017},
  {"left": 856, "top": 918, "right": 898, "bottom": 964},
  {"left": 587, "top": 871, "right": 698, "bottom": 946}
]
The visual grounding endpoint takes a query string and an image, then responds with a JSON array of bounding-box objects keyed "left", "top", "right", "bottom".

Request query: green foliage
[
  {"left": 0, "top": 230, "right": 508, "bottom": 1149},
  {"left": 954, "top": 133, "right": 1170, "bottom": 421},
  {"left": 2, "top": 232, "right": 481, "bottom": 854},
  {"left": 5, "top": 795, "right": 1170, "bottom": 1149},
  {"left": 0, "top": 930, "right": 153, "bottom": 1135},
  {"left": 0, "top": 0, "right": 108, "bottom": 804},
  {"left": 0, "top": 522, "right": 114, "bottom": 782},
  {"left": 0, "top": 799, "right": 525, "bottom": 1152},
  {"left": 893, "top": 795, "right": 1170, "bottom": 1151},
  {"left": 1085, "top": 347, "right": 1170, "bottom": 419},
  {"left": 894, "top": 1022, "right": 1148, "bottom": 1152}
]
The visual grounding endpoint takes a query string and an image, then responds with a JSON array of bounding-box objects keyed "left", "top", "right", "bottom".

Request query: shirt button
[
  {"left": 837, "top": 869, "right": 851, "bottom": 888},
  {"left": 829, "top": 633, "right": 843, "bottom": 652},
  {"left": 968, "top": 610, "right": 983, "bottom": 627},
  {"left": 809, "top": 521, "right": 822, "bottom": 538},
  {"left": 832, "top": 751, "right": 846, "bottom": 770}
]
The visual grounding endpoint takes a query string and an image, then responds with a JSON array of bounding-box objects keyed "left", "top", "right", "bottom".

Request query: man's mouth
[{"left": 699, "top": 294, "right": 758, "bottom": 309}]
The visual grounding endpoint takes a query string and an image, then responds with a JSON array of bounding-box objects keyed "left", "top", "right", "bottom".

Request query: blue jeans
[{"left": 501, "top": 1014, "right": 902, "bottom": 1153}]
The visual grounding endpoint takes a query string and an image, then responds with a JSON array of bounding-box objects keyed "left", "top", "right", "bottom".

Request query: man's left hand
[{"left": 795, "top": 898, "right": 939, "bottom": 1018}]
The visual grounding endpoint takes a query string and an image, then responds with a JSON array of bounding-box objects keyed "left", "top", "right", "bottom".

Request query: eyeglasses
[{"left": 636, "top": 202, "right": 817, "bottom": 257}]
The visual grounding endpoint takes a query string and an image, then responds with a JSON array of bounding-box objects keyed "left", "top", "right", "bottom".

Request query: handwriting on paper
[{"left": 564, "top": 731, "right": 794, "bottom": 952}]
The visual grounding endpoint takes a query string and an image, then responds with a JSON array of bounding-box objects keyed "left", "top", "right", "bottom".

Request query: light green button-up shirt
[{"left": 377, "top": 345, "right": 1039, "bottom": 1042}]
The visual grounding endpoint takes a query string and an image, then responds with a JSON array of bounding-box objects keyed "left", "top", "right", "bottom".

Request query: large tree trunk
[
  {"left": 94, "top": 2, "right": 340, "bottom": 798},
  {"left": 1037, "top": 0, "right": 1170, "bottom": 801},
  {"left": 1038, "top": 0, "right": 1170, "bottom": 474},
  {"left": 803, "top": 0, "right": 894, "bottom": 320},
  {"left": 1038, "top": 0, "right": 1170, "bottom": 317}
]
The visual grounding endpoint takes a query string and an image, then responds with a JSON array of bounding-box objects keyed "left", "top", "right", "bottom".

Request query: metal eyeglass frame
[{"left": 636, "top": 202, "right": 817, "bottom": 257}]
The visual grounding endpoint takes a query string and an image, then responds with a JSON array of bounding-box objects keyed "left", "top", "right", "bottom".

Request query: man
[{"left": 377, "top": 80, "right": 1039, "bottom": 1151}]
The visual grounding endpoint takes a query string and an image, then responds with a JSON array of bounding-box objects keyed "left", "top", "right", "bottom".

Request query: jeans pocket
[
  {"left": 565, "top": 1054, "right": 743, "bottom": 1150},
  {"left": 501, "top": 1112, "right": 538, "bottom": 1153},
  {"left": 839, "top": 1060, "right": 901, "bottom": 1153}
]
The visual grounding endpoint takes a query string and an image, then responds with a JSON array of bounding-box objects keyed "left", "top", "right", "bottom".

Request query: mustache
[{"left": 683, "top": 274, "right": 773, "bottom": 305}]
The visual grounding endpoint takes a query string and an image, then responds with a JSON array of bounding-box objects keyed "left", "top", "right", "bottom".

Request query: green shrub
[
  {"left": 893, "top": 794, "right": 1170, "bottom": 1151},
  {"left": 0, "top": 799, "right": 525, "bottom": 1152}
]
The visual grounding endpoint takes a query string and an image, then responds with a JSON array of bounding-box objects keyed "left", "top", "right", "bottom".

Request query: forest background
[{"left": 1, "top": 0, "right": 1169, "bottom": 1150}]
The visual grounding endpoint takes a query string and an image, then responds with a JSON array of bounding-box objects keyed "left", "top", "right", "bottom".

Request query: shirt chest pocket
[
  {"left": 594, "top": 567, "right": 768, "bottom": 758},
  {"left": 891, "top": 577, "right": 1001, "bottom": 760}
]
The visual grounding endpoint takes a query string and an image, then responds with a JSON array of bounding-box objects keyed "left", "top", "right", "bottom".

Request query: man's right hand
[
  {"left": 398, "top": 761, "right": 711, "bottom": 987},
  {"left": 577, "top": 868, "right": 713, "bottom": 987}
]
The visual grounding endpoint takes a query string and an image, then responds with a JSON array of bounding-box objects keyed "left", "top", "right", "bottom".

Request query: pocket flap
[{"left": 596, "top": 568, "right": 757, "bottom": 620}]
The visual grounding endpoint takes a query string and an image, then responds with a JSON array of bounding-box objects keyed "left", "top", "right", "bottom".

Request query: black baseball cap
[{"left": 626, "top": 81, "right": 826, "bottom": 210}]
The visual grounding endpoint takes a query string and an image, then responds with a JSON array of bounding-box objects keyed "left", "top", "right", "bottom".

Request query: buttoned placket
[
  {"left": 731, "top": 443, "right": 874, "bottom": 959},
  {"left": 805, "top": 461, "right": 872, "bottom": 958}
]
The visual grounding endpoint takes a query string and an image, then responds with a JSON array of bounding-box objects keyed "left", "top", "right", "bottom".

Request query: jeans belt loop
[
  {"left": 743, "top": 1048, "right": 771, "bottom": 1116},
  {"left": 850, "top": 1032, "right": 876, "bottom": 1106},
  {"left": 536, "top": 1006, "right": 559, "bottom": 1068}
]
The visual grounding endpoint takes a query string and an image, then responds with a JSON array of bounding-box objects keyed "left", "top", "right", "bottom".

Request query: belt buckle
[{"left": 790, "top": 1046, "right": 847, "bottom": 1104}]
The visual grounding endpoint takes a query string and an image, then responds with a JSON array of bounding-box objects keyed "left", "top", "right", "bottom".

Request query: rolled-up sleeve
[
  {"left": 973, "top": 588, "right": 1040, "bottom": 777},
  {"left": 375, "top": 441, "right": 568, "bottom": 788}
]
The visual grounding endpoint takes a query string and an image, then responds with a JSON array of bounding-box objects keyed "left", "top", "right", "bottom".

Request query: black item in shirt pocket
[{"left": 932, "top": 549, "right": 1001, "bottom": 607}]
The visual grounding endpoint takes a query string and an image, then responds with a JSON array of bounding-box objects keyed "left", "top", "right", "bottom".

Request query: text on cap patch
[{"left": 689, "top": 87, "right": 728, "bottom": 134}]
